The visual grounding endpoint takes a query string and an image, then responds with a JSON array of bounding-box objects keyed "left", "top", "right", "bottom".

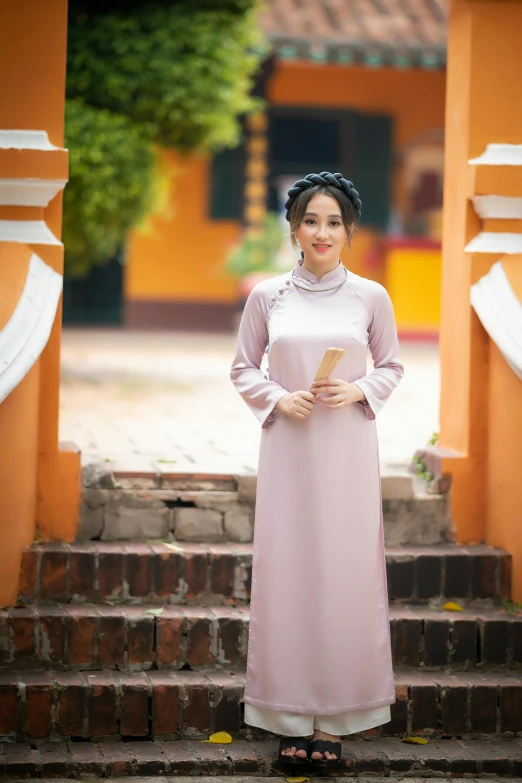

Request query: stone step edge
[
  {"left": 1, "top": 668, "right": 521, "bottom": 741},
  {"left": 2, "top": 738, "right": 522, "bottom": 778},
  {"left": 7, "top": 599, "right": 520, "bottom": 619},
  {"left": 85, "top": 461, "right": 437, "bottom": 501},
  {"left": 3, "top": 601, "right": 522, "bottom": 671},
  {"left": 23, "top": 541, "right": 511, "bottom": 555}
]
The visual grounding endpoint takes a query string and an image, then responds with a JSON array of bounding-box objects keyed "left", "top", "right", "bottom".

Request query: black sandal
[
  {"left": 278, "top": 735, "right": 310, "bottom": 767},
  {"left": 310, "top": 738, "right": 342, "bottom": 769}
]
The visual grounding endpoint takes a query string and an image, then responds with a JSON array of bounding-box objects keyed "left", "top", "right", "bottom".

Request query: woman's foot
[
  {"left": 311, "top": 729, "right": 340, "bottom": 760},
  {"left": 280, "top": 734, "right": 312, "bottom": 758}
]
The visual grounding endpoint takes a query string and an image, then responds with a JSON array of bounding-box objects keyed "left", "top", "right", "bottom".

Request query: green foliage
[
  {"left": 66, "top": 5, "right": 267, "bottom": 152},
  {"left": 412, "top": 454, "right": 433, "bottom": 484},
  {"left": 503, "top": 599, "right": 522, "bottom": 615},
  {"left": 69, "top": 0, "right": 257, "bottom": 16},
  {"left": 64, "top": 3, "right": 267, "bottom": 276},
  {"left": 225, "top": 213, "right": 284, "bottom": 278},
  {"left": 63, "top": 100, "right": 157, "bottom": 277}
]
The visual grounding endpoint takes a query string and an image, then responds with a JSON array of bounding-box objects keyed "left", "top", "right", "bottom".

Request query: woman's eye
[
  {"left": 330, "top": 221, "right": 340, "bottom": 227},
  {"left": 304, "top": 219, "right": 315, "bottom": 225}
]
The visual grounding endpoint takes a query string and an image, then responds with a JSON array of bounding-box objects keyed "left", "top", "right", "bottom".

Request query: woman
[{"left": 230, "top": 172, "right": 404, "bottom": 770}]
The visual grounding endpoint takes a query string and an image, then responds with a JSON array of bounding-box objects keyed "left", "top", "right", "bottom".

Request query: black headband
[{"left": 284, "top": 171, "right": 362, "bottom": 222}]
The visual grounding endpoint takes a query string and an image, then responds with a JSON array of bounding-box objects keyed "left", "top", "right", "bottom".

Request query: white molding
[
  {"left": 0, "top": 130, "right": 62, "bottom": 151},
  {"left": 0, "top": 253, "right": 63, "bottom": 402},
  {"left": 465, "top": 232, "right": 522, "bottom": 254},
  {"left": 469, "top": 143, "right": 522, "bottom": 166},
  {"left": 0, "top": 219, "right": 61, "bottom": 245},
  {"left": 471, "top": 261, "right": 522, "bottom": 382},
  {"left": 0, "top": 178, "right": 67, "bottom": 207},
  {"left": 471, "top": 195, "right": 522, "bottom": 219}
]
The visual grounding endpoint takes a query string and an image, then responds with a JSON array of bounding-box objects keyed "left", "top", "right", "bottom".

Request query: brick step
[
  {"left": 18, "top": 541, "right": 511, "bottom": 606},
  {"left": 1, "top": 668, "right": 522, "bottom": 742},
  {"left": 3, "top": 738, "right": 522, "bottom": 779},
  {"left": 2, "top": 602, "right": 522, "bottom": 671}
]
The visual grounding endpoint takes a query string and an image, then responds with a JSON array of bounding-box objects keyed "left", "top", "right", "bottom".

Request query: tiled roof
[{"left": 260, "top": 0, "right": 447, "bottom": 69}]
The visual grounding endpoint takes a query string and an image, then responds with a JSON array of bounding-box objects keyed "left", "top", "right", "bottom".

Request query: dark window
[
  {"left": 269, "top": 115, "right": 340, "bottom": 175},
  {"left": 266, "top": 108, "right": 392, "bottom": 230},
  {"left": 209, "top": 141, "right": 246, "bottom": 220},
  {"left": 63, "top": 252, "right": 123, "bottom": 325},
  {"left": 351, "top": 113, "right": 393, "bottom": 230}
]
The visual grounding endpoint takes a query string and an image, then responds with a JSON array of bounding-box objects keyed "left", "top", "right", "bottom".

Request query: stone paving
[{"left": 59, "top": 329, "right": 439, "bottom": 474}]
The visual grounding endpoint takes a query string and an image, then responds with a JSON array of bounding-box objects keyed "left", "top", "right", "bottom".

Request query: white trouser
[{"left": 244, "top": 702, "right": 391, "bottom": 735}]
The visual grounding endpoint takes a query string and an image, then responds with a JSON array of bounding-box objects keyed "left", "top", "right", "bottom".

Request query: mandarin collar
[{"left": 294, "top": 258, "right": 346, "bottom": 285}]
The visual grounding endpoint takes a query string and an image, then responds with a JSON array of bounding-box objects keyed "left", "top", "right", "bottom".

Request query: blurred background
[{"left": 60, "top": 0, "right": 445, "bottom": 471}]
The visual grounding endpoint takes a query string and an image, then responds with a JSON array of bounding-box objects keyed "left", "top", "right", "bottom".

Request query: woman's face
[{"left": 295, "top": 192, "right": 348, "bottom": 266}]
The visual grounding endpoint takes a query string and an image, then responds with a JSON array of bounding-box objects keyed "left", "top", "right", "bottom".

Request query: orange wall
[
  {"left": 268, "top": 62, "right": 446, "bottom": 150},
  {"left": 126, "top": 153, "right": 241, "bottom": 303},
  {"left": 126, "top": 62, "right": 446, "bottom": 304}
]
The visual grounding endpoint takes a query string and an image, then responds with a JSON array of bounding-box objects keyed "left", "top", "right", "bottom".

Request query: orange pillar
[
  {"left": 0, "top": 1, "right": 81, "bottom": 607},
  {"left": 438, "top": 0, "right": 522, "bottom": 597}
]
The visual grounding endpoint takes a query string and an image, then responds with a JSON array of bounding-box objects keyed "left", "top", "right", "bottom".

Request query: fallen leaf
[
  {"left": 201, "top": 731, "right": 233, "bottom": 744},
  {"left": 443, "top": 601, "right": 463, "bottom": 612},
  {"left": 164, "top": 543, "right": 184, "bottom": 552},
  {"left": 144, "top": 608, "right": 164, "bottom": 615},
  {"left": 402, "top": 736, "right": 429, "bottom": 744},
  {"left": 286, "top": 777, "right": 310, "bottom": 782}
]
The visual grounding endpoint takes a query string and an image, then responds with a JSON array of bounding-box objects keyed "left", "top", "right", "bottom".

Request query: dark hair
[{"left": 285, "top": 172, "right": 362, "bottom": 250}]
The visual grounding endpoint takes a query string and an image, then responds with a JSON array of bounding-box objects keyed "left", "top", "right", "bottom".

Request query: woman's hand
[
  {"left": 275, "top": 390, "right": 317, "bottom": 419},
  {"left": 310, "top": 377, "right": 366, "bottom": 409}
]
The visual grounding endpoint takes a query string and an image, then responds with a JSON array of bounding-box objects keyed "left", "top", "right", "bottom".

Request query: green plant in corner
[
  {"left": 503, "top": 598, "right": 522, "bottom": 615},
  {"left": 428, "top": 431, "right": 440, "bottom": 446},
  {"left": 225, "top": 212, "right": 284, "bottom": 278},
  {"left": 412, "top": 454, "right": 433, "bottom": 484}
]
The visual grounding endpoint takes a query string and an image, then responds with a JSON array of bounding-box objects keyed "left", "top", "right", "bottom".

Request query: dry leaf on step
[
  {"left": 442, "top": 601, "right": 463, "bottom": 611},
  {"left": 201, "top": 731, "right": 233, "bottom": 744}
]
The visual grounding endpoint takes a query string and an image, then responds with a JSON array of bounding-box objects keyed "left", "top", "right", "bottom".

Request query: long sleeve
[
  {"left": 230, "top": 282, "right": 289, "bottom": 429},
  {"left": 353, "top": 284, "right": 404, "bottom": 420}
]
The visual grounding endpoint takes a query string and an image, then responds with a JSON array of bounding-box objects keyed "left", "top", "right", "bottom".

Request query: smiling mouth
[{"left": 313, "top": 244, "right": 331, "bottom": 249}]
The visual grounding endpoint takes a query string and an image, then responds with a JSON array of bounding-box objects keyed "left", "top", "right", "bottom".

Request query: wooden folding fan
[{"left": 312, "top": 347, "right": 346, "bottom": 384}]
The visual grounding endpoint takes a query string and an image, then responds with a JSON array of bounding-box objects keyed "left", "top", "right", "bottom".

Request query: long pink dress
[{"left": 230, "top": 258, "right": 404, "bottom": 719}]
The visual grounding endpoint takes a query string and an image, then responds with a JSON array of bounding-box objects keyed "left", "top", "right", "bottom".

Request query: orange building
[{"left": 69, "top": 1, "right": 448, "bottom": 338}]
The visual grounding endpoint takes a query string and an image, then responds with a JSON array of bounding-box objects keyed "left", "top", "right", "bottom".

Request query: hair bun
[{"left": 284, "top": 171, "right": 362, "bottom": 221}]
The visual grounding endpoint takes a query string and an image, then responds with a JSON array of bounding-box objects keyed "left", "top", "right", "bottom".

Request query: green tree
[
  {"left": 64, "top": 1, "right": 266, "bottom": 276},
  {"left": 63, "top": 100, "right": 158, "bottom": 276}
]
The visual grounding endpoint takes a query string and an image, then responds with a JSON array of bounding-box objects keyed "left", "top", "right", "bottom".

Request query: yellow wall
[
  {"left": 126, "top": 61, "right": 446, "bottom": 308},
  {"left": 386, "top": 244, "right": 441, "bottom": 336}
]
